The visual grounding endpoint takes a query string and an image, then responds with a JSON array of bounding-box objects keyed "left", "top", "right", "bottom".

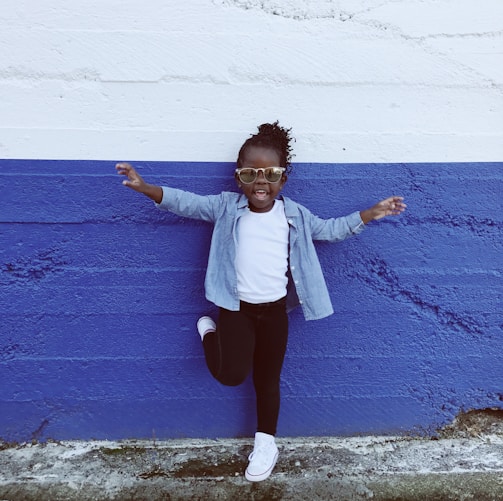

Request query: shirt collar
[
  {"left": 280, "top": 195, "right": 299, "bottom": 219},
  {"left": 237, "top": 193, "right": 249, "bottom": 209}
]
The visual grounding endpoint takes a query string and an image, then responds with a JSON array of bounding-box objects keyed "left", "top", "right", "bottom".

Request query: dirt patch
[{"left": 438, "top": 408, "right": 503, "bottom": 438}]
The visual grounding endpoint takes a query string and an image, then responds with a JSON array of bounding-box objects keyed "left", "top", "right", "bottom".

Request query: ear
[{"left": 280, "top": 174, "right": 288, "bottom": 189}]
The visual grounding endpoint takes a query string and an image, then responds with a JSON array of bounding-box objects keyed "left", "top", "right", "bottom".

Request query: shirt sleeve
[
  {"left": 155, "top": 186, "right": 223, "bottom": 223},
  {"left": 308, "top": 210, "right": 365, "bottom": 242}
]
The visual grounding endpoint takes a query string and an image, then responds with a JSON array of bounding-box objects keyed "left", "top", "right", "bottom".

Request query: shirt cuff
[
  {"left": 154, "top": 186, "right": 169, "bottom": 209},
  {"left": 347, "top": 211, "right": 365, "bottom": 234}
]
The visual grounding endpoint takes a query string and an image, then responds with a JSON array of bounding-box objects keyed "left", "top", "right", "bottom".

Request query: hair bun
[
  {"left": 237, "top": 120, "right": 295, "bottom": 172},
  {"left": 257, "top": 121, "right": 289, "bottom": 143}
]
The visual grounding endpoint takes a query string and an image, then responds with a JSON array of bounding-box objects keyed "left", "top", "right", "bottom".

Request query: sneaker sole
[
  {"left": 244, "top": 451, "right": 278, "bottom": 482},
  {"left": 196, "top": 316, "right": 216, "bottom": 338}
]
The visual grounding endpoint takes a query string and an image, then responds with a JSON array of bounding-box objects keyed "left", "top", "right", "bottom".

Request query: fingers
[
  {"left": 115, "top": 162, "right": 133, "bottom": 176},
  {"left": 116, "top": 162, "right": 139, "bottom": 184},
  {"left": 376, "top": 196, "right": 406, "bottom": 218},
  {"left": 115, "top": 162, "right": 147, "bottom": 193},
  {"left": 386, "top": 196, "right": 406, "bottom": 215}
]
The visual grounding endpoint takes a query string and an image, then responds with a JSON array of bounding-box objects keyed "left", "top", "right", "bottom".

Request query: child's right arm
[{"left": 116, "top": 162, "right": 163, "bottom": 204}]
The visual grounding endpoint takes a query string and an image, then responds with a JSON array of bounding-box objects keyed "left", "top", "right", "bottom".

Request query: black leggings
[{"left": 202, "top": 297, "right": 289, "bottom": 436}]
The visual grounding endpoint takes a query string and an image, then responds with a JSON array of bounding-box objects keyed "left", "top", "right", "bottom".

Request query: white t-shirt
[{"left": 235, "top": 200, "right": 289, "bottom": 304}]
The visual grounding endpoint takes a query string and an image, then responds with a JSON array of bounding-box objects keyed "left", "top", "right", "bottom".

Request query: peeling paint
[
  {"left": 31, "top": 419, "right": 50, "bottom": 442},
  {"left": 214, "top": 0, "right": 344, "bottom": 20},
  {"left": 439, "top": 408, "right": 503, "bottom": 438},
  {"left": 2, "top": 248, "right": 67, "bottom": 284},
  {"left": 348, "top": 251, "right": 486, "bottom": 336}
]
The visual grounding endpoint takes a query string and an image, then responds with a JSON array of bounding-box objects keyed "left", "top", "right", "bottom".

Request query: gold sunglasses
[{"left": 235, "top": 167, "right": 286, "bottom": 184}]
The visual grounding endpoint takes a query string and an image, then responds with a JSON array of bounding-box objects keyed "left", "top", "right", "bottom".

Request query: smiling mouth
[{"left": 254, "top": 189, "right": 268, "bottom": 200}]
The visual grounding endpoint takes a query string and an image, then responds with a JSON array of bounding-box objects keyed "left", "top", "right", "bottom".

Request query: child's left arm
[{"left": 360, "top": 196, "right": 406, "bottom": 224}]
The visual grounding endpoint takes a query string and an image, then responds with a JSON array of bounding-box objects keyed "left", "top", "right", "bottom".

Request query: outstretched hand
[
  {"left": 115, "top": 162, "right": 147, "bottom": 192},
  {"left": 115, "top": 162, "right": 163, "bottom": 203},
  {"left": 360, "top": 196, "right": 406, "bottom": 224}
]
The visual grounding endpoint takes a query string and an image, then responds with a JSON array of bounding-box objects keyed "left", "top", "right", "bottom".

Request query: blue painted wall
[{"left": 1, "top": 159, "right": 501, "bottom": 442}]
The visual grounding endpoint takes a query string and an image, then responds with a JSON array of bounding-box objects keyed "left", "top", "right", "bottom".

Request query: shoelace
[{"left": 248, "top": 444, "right": 274, "bottom": 466}]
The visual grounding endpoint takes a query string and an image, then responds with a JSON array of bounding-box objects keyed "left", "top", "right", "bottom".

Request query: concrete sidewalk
[{"left": 1, "top": 429, "right": 503, "bottom": 501}]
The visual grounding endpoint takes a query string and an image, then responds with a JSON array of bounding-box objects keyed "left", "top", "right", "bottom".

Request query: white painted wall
[{"left": 1, "top": 0, "right": 502, "bottom": 162}]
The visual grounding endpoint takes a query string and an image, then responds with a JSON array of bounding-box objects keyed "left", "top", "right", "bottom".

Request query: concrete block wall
[{"left": 0, "top": 0, "right": 502, "bottom": 442}]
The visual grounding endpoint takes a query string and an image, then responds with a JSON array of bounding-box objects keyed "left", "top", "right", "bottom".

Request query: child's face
[{"left": 236, "top": 146, "right": 287, "bottom": 213}]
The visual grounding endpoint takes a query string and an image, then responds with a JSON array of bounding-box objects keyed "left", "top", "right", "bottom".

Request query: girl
[{"left": 116, "top": 122, "right": 406, "bottom": 482}]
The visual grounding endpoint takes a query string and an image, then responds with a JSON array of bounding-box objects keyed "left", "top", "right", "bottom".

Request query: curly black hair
[{"left": 237, "top": 121, "right": 295, "bottom": 173}]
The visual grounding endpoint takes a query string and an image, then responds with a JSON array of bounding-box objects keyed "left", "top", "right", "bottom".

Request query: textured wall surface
[
  {"left": 1, "top": 159, "right": 501, "bottom": 441},
  {"left": 1, "top": 0, "right": 502, "bottom": 442},
  {"left": 1, "top": 0, "right": 502, "bottom": 163}
]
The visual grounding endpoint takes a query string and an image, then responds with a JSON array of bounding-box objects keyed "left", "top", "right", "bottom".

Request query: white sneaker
[
  {"left": 245, "top": 432, "right": 279, "bottom": 482},
  {"left": 196, "top": 316, "right": 216, "bottom": 340}
]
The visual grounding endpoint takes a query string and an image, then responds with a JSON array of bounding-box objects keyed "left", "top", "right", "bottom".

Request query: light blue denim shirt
[{"left": 157, "top": 186, "right": 365, "bottom": 321}]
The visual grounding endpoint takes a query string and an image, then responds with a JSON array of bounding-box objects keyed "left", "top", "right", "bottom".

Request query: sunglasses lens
[
  {"left": 239, "top": 169, "right": 257, "bottom": 184},
  {"left": 238, "top": 168, "right": 256, "bottom": 184},
  {"left": 264, "top": 167, "right": 283, "bottom": 182}
]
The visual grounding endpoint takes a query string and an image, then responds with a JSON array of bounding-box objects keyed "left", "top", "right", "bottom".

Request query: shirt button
[
  {"left": 288, "top": 219, "right": 293, "bottom": 224},
  {"left": 291, "top": 266, "right": 295, "bottom": 271},
  {"left": 294, "top": 280, "right": 299, "bottom": 285},
  {"left": 299, "top": 300, "right": 303, "bottom": 305}
]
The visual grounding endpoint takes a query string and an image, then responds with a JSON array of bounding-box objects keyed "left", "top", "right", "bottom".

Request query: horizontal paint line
[
  {"left": 2, "top": 129, "right": 501, "bottom": 163},
  {"left": 2, "top": 354, "right": 492, "bottom": 363},
  {"left": 0, "top": 356, "right": 204, "bottom": 363},
  {"left": 1, "top": 159, "right": 502, "bottom": 171},
  {"left": 2, "top": 267, "right": 500, "bottom": 276}
]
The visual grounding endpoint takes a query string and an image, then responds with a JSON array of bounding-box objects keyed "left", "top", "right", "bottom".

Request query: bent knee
[{"left": 216, "top": 372, "right": 248, "bottom": 387}]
